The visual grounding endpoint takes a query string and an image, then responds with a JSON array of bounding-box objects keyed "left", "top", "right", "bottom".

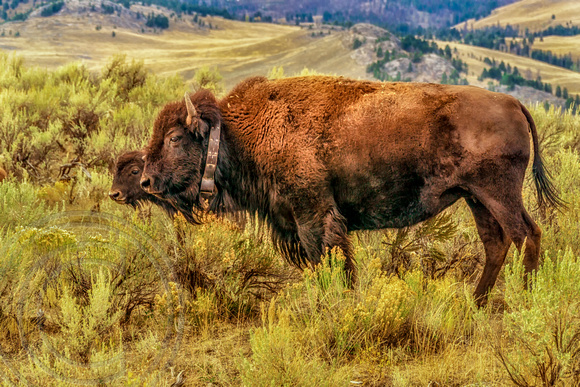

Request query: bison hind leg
[
  {"left": 466, "top": 197, "right": 512, "bottom": 306},
  {"left": 467, "top": 191, "right": 542, "bottom": 306}
]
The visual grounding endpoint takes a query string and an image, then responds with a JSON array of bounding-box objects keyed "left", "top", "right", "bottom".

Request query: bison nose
[
  {"left": 109, "top": 190, "right": 120, "bottom": 200},
  {"left": 140, "top": 177, "right": 151, "bottom": 190}
]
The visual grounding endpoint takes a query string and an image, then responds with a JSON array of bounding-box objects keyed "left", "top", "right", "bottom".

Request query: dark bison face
[
  {"left": 111, "top": 150, "right": 186, "bottom": 220},
  {"left": 141, "top": 91, "right": 220, "bottom": 222},
  {"left": 110, "top": 150, "right": 150, "bottom": 206}
]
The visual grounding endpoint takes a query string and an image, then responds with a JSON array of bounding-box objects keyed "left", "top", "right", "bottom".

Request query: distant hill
[
  {"left": 1, "top": 0, "right": 576, "bottom": 108},
  {"left": 460, "top": 0, "right": 580, "bottom": 32},
  {"left": 529, "top": 35, "right": 580, "bottom": 62},
  {"left": 1, "top": 0, "right": 518, "bottom": 28},
  {"left": 0, "top": 0, "right": 466, "bottom": 89},
  {"left": 224, "top": 0, "right": 518, "bottom": 28},
  {"left": 435, "top": 40, "right": 580, "bottom": 106},
  {"left": 1, "top": 0, "right": 232, "bottom": 23},
  {"left": 0, "top": 1, "right": 376, "bottom": 88}
]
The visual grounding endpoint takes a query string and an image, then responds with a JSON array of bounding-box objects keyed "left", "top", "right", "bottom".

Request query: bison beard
[{"left": 142, "top": 76, "right": 563, "bottom": 305}]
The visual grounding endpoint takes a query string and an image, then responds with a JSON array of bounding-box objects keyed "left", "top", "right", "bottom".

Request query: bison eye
[
  {"left": 131, "top": 169, "right": 140, "bottom": 175},
  {"left": 170, "top": 136, "right": 181, "bottom": 143}
]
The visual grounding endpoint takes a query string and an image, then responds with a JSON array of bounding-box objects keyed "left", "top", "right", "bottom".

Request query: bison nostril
[
  {"left": 140, "top": 178, "right": 151, "bottom": 190},
  {"left": 109, "top": 191, "right": 120, "bottom": 199}
]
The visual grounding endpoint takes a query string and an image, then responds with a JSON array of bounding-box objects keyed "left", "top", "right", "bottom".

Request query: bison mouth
[
  {"left": 109, "top": 192, "right": 128, "bottom": 204},
  {"left": 112, "top": 196, "right": 140, "bottom": 206}
]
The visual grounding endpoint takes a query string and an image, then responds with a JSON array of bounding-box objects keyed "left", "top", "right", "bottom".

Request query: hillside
[
  {"left": 2, "top": 0, "right": 517, "bottom": 30},
  {"left": 0, "top": 1, "right": 467, "bottom": 89},
  {"left": 528, "top": 35, "right": 580, "bottom": 61},
  {"left": 435, "top": 40, "right": 580, "bottom": 105},
  {"left": 1, "top": 0, "right": 577, "bottom": 104},
  {"left": 233, "top": 0, "right": 517, "bottom": 28},
  {"left": 461, "top": 0, "right": 580, "bottom": 32},
  {"left": 0, "top": 3, "right": 372, "bottom": 89}
]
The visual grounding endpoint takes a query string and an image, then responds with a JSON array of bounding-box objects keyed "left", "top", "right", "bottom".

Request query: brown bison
[
  {"left": 140, "top": 76, "right": 562, "bottom": 304},
  {"left": 110, "top": 150, "right": 190, "bottom": 220}
]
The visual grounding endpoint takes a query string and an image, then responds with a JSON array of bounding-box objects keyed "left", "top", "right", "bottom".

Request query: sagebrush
[{"left": 0, "top": 56, "right": 579, "bottom": 385}]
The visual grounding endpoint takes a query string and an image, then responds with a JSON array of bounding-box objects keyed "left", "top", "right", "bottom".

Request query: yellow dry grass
[
  {"left": 528, "top": 35, "right": 580, "bottom": 61},
  {"left": 0, "top": 14, "right": 368, "bottom": 88},
  {"left": 434, "top": 40, "right": 580, "bottom": 95},
  {"left": 459, "top": 0, "right": 580, "bottom": 32}
]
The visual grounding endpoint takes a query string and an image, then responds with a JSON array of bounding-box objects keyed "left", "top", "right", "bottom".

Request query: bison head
[
  {"left": 141, "top": 90, "right": 222, "bottom": 223},
  {"left": 110, "top": 150, "right": 186, "bottom": 220},
  {"left": 110, "top": 150, "right": 150, "bottom": 207}
]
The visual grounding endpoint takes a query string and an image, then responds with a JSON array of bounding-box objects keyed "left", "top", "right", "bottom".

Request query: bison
[
  {"left": 140, "top": 76, "right": 562, "bottom": 304},
  {"left": 110, "top": 150, "right": 187, "bottom": 220},
  {"left": 0, "top": 167, "right": 6, "bottom": 183}
]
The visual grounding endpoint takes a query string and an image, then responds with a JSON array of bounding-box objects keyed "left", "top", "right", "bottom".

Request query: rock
[
  {"left": 344, "top": 23, "right": 400, "bottom": 67},
  {"left": 350, "top": 44, "right": 379, "bottom": 67},
  {"left": 382, "top": 57, "right": 412, "bottom": 80},
  {"left": 382, "top": 53, "right": 456, "bottom": 83},
  {"left": 413, "top": 54, "right": 456, "bottom": 82}
]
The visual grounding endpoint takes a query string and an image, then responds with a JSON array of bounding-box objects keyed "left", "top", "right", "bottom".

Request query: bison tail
[{"left": 520, "top": 103, "right": 566, "bottom": 210}]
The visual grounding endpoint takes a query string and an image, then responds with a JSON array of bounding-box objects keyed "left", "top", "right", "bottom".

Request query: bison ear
[{"left": 184, "top": 92, "right": 198, "bottom": 127}]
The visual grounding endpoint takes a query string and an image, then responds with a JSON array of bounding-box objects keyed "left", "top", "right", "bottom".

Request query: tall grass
[{"left": 0, "top": 56, "right": 579, "bottom": 385}]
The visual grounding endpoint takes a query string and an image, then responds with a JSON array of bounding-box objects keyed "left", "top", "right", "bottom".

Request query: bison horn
[{"left": 184, "top": 92, "right": 197, "bottom": 126}]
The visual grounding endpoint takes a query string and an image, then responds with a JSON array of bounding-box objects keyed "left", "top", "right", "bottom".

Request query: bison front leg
[{"left": 295, "top": 206, "right": 356, "bottom": 283}]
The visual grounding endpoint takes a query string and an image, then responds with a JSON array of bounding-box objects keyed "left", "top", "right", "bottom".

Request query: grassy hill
[
  {"left": 435, "top": 40, "right": 580, "bottom": 95},
  {"left": 460, "top": 0, "right": 580, "bottom": 32},
  {"left": 0, "top": 6, "right": 370, "bottom": 89},
  {"left": 528, "top": 35, "right": 580, "bottom": 61}
]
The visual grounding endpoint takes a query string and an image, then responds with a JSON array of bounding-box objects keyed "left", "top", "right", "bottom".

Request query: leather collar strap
[{"left": 199, "top": 123, "right": 221, "bottom": 206}]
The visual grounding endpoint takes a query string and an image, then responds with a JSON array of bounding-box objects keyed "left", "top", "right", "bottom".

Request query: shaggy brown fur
[{"left": 141, "top": 76, "right": 562, "bottom": 304}]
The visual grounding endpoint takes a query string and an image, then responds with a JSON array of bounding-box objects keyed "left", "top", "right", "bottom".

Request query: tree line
[
  {"left": 479, "top": 58, "right": 580, "bottom": 113},
  {"left": 530, "top": 49, "right": 578, "bottom": 72},
  {"left": 432, "top": 24, "right": 580, "bottom": 72}
]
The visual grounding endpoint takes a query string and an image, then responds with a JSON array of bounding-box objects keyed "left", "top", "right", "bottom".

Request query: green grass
[{"left": 1, "top": 55, "right": 580, "bottom": 385}]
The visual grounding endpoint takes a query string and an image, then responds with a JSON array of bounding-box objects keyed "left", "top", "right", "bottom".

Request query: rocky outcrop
[
  {"left": 345, "top": 23, "right": 459, "bottom": 83},
  {"left": 345, "top": 23, "right": 400, "bottom": 67},
  {"left": 381, "top": 53, "right": 456, "bottom": 83}
]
